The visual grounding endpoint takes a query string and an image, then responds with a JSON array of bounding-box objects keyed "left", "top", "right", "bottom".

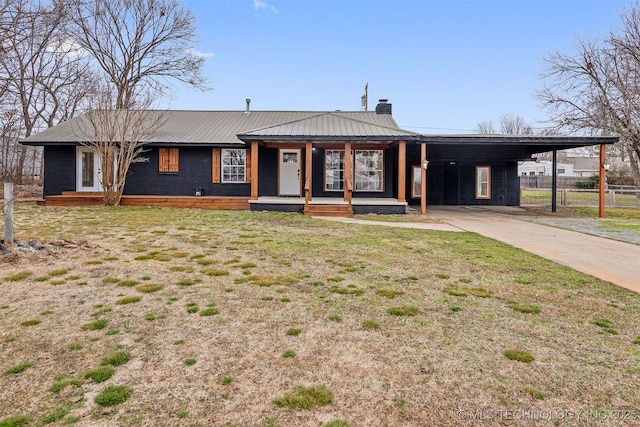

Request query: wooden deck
[{"left": 42, "top": 192, "right": 250, "bottom": 210}]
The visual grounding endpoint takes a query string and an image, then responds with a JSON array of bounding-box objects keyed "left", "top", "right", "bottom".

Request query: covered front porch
[{"left": 237, "top": 111, "right": 421, "bottom": 217}]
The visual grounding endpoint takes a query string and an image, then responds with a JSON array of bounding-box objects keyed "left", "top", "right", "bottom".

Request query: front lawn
[{"left": 1, "top": 205, "right": 639, "bottom": 426}]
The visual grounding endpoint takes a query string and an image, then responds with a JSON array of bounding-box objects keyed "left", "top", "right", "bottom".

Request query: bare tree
[
  {"left": 499, "top": 114, "right": 533, "bottom": 135},
  {"left": 475, "top": 120, "right": 496, "bottom": 134},
  {"left": 0, "top": 0, "right": 94, "bottom": 183},
  {"left": 475, "top": 114, "right": 533, "bottom": 135},
  {"left": 537, "top": 3, "right": 640, "bottom": 188},
  {"left": 76, "top": 83, "right": 162, "bottom": 205},
  {"left": 65, "top": 0, "right": 209, "bottom": 109}
]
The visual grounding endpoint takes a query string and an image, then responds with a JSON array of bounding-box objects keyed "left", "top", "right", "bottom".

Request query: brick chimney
[{"left": 375, "top": 99, "right": 392, "bottom": 115}]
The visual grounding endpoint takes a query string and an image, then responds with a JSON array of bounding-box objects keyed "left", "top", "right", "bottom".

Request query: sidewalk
[{"left": 320, "top": 207, "right": 640, "bottom": 293}]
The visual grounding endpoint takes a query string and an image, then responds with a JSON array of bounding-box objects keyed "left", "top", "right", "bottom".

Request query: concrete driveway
[{"left": 322, "top": 206, "right": 640, "bottom": 293}]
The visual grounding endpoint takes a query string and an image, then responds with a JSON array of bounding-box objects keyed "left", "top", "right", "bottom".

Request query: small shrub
[
  {"left": 387, "top": 306, "right": 419, "bottom": 316},
  {"left": 84, "top": 366, "right": 115, "bottom": 383},
  {"left": 282, "top": 350, "right": 296, "bottom": 358},
  {"left": 286, "top": 328, "right": 302, "bottom": 336},
  {"left": 362, "top": 320, "right": 380, "bottom": 330},
  {"left": 116, "top": 296, "right": 141, "bottom": 305},
  {"left": 4, "top": 362, "right": 34, "bottom": 374},
  {"left": 136, "top": 284, "right": 163, "bottom": 293},
  {"left": 20, "top": 319, "right": 41, "bottom": 327},
  {"left": 274, "top": 384, "right": 333, "bottom": 410},
  {"left": 94, "top": 385, "right": 133, "bottom": 406},
  {"left": 184, "top": 359, "right": 196, "bottom": 366},
  {"left": 508, "top": 301, "right": 541, "bottom": 314},
  {"left": 504, "top": 349, "right": 535, "bottom": 363},
  {"left": 100, "top": 351, "right": 131, "bottom": 366}
]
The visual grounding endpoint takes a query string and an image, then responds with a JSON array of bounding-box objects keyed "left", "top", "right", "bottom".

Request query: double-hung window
[
  {"left": 324, "top": 149, "right": 384, "bottom": 192},
  {"left": 222, "top": 149, "right": 246, "bottom": 183},
  {"left": 475, "top": 166, "right": 491, "bottom": 199}
]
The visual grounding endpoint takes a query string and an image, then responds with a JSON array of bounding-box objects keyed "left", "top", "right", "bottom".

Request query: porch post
[
  {"left": 420, "top": 143, "right": 427, "bottom": 215},
  {"left": 305, "top": 141, "right": 313, "bottom": 203},
  {"left": 398, "top": 140, "right": 406, "bottom": 203},
  {"left": 251, "top": 140, "right": 259, "bottom": 201},
  {"left": 344, "top": 142, "right": 352, "bottom": 204},
  {"left": 599, "top": 144, "right": 606, "bottom": 218},
  {"left": 551, "top": 149, "right": 557, "bottom": 213}
]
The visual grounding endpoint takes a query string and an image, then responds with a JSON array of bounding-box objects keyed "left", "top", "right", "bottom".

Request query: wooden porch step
[{"left": 304, "top": 204, "right": 353, "bottom": 217}]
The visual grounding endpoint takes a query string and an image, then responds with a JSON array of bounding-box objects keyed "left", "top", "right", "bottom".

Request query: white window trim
[
  {"left": 221, "top": 148, "right": 246, "bottom": 183},
  {"left": 324, "top": 149, "right": 384, "bottom": 192},
  {"left": 475, "top": 166, "right": 491, "bottom": 199}
]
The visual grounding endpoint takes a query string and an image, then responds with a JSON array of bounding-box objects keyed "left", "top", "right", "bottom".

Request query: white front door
[
  {"left": 279, "top": 149, "right": 301, "bottom": 196},
  {"left": 76, "top": 147, "right": 102, "bottom": 192}
]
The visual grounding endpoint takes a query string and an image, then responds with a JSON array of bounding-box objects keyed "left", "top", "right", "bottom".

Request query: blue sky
[{"left": 169, "top": 0, "right": 631, "bottom": 134}]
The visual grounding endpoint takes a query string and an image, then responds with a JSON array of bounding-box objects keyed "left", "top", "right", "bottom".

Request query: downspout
[{"left": 551, "top": 150, "right": 557, "bottom": 213}]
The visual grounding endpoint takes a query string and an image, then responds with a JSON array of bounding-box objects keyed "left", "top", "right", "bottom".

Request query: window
[
  {"left": 159, "top": 148, "right": 179, "bottom": 172},
  {"left": 475, "top": 166, "right": 491, "bottom": 199},
  {"left": 354, "top": 150, "right": 383, "bottom": 191},
  {"left": 222, "top": 149, "right": 246, "bottom": 182},
  {"left": 411, "top": 165, "right": 422, "bottom": 198},
  {"left": 325, "top": 150, "right": 346, "bottom": 191},
  {"left": 325, "top": 149, "right": 384, "bottom": 192},
  {"left": 557, "top": 168, "right": 565, "bottom": 174}
]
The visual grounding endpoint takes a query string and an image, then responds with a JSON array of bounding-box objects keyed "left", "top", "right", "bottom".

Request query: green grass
[
  {"left": 100, "top": 351, "right": 131, "bottom": 366},
  {"left": 84, "top": 366, "right": 115, "bottom": 383},
  {"left": 136, "top": 283, "right": 163, "bottom": 293},
  {"left": 81, "top": 318, "right": 108, "bottom": 331},
  {"left": 524, "top": 386, "right": 545, "bottom": 400},
  {"left": 376, "top": 289, "right": 404, "bottom": 299},
  {"left": 286, "top": 328, "right": 302, "bottom": 336},
  {"left": 199, "top": 307, "right": 219, "bottom": 316},
  {"left": 387, "top": 306, "right": 419, "bottom": 316},
  {"left": 330, "top": 286, "right": 364, "bottom": 296},
  {"left": 0, "top": 414, "right": 30, "bottom": 426},
  {"left": 274, "top": 384, "right": 333, "bottom": 409},
  {"left": 184, "top": 359, "right": 196, "bottom": 366},
  {"left": 116, "top": 296, "right": 141, "bottom": 305},
  {"left": 507, "top": 301, "right": 541, "bottom": 314},
  {"left": 19, "top": 319, "right": 41, "bottom": 327},
  {"left": 362, "top": 320, "right": 380, "bottom": 330},
  {"left": 443, "top": 286, "right": 493, "bottom": 298},
  {"left": 94, "top": 385, "right": 133, "bottom": 406},
  {"left": 504, "top": 349, "right": 535, "bottom": 363},
  {"left": 219, "top": 376, "right": 233, "bottom": 385},
  {"left": 4, "top": 271, "right": 33, "bottom": 282},
  {"left": 4, "top": 362, "right": 34, "bottom": 375},
  {"left": 282, "top": 349, "right": 296, "bottom": 358}
]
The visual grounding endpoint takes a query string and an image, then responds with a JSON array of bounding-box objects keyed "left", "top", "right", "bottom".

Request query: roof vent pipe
[
  {"left": 245, "top": 98, "right": 251, "bottom": 113},
  {"left": 375, "top": 99, "right": 392, "bottom": 115}
]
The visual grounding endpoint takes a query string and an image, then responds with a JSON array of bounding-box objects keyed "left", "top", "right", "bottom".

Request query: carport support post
[
  {"left": 250, "top": 140, "right": 259, "bottom": 200},
  {"left": 420, "top": 143, "right": 427, "bottom": 215},
  {"left": 4, "top": 182, "right": 14, "bottom": 246},
  {"left": 551, "top": 150, "right": 557, "bottom": 213},
  {"left": 599, "top": 144, "right": 606, "bottom": 218}
]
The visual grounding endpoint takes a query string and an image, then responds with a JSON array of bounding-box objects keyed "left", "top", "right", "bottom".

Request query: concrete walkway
[{"left": 320, "top": 206, "right": 640, "bottom": 293}]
